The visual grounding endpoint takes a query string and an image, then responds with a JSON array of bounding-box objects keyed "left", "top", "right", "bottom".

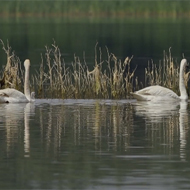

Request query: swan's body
[
  {"left": 0, "top": 59, "right": 35, "bottom": 103},
  {"left": 131, "top": 59, "right": 188, "bottom": 101}
]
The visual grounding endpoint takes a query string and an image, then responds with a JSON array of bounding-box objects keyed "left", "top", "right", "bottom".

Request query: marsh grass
[
  {"left": 0, "top": 41, "right": 189, "bottom": 99},
  {"left": 0, "top": 40, "right": 23, "bottom": 91},
  {"left": 32, "top": 42, "right": 137, "bottom": 99}
]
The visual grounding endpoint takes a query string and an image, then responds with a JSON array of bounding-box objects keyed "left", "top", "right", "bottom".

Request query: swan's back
[
  {"left": 0, "top": 88, "right": 28, "bottom": 103},
  {"left": 131, "top": 85, "right": 179, "bottom": 101}
]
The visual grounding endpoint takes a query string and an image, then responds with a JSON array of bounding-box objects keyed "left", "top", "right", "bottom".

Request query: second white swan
[
  {"left": 0, "top": 59, "right": 35, "bottom": 103},
  {"left": 131, "top": 59, "right": 188, "bottom": 101}
]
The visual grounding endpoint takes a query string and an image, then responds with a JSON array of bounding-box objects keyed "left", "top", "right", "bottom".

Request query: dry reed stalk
[
  {"left": 45, "top": 46, "right": 53, "bottom": 95},
  {"left": 37, "top": 54, "right": 45, "bottom": 97},
  {"left": 0, "top": 40, "right": 22, "bottom": 90}
]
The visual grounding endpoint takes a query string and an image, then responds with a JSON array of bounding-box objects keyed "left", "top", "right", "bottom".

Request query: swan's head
[{"left": 24, "top": 59, "right": 30, "bottom": 68}]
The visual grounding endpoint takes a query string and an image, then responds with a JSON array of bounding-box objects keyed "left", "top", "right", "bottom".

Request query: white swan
[
  {"left": 0, "top": 59, "right": 35, "bottom": 103},
  {"left": 131, "top": 59, "right": 188, "bottom": 101}
]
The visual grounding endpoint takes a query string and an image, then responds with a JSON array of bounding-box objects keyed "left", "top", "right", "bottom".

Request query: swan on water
[
  {"left": 0, "top": 59, "right": 35, "bottom": 103},
  {"left": 130, "top": 59, "right": 188, "bottom": 101}
]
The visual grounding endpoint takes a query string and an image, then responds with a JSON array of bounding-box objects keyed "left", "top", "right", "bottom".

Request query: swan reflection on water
[
  {"left": 179, "top": 101, "right": 188, "bottom": 161},
  {"left": 133, "top": 100, "right": 189, "bottom": 161},
  {"left": 0, "top": 103, "right": 35, "bottom": 157},
  {"left": 133, "top": 101, "right": 181, "bottom": 122}
]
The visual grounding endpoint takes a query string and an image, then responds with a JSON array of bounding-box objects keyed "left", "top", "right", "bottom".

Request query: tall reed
[
  {"left": 31, "top": 42, "right": 138, "bottom": 99},
  {"left": 0, "top": 40, "right": 23, "bottom": 91}
]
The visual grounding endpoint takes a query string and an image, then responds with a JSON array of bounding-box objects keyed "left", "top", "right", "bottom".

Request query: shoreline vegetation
[
  {"left": 0, "top": 41, "right": 189, "bottom": 99},
  {"left": 1, "top": 1, "right": 190, "bottom": 18}
]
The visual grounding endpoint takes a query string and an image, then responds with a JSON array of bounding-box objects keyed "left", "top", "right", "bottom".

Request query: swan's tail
[
  {"left": 130, "top": 92, "right": 151, "bottom": 101},
  {"left": 30, "top": 92, "right": 35, "bottom": 102}
]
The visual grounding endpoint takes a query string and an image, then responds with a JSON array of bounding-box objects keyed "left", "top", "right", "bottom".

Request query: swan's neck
[
  {"left": 24, "top": 64, "right": 31, "bottom": 101},
  {"left": 179, "top": 63, "right": 188, "bottom": 100}
]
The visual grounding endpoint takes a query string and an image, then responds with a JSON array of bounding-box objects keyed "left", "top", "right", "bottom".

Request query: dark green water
[
  {"left": 0, "top": 99, "right": 190, "bottom": 189},
  {"left": 1, "top": 18, "right": 190, "bottom": 71}
]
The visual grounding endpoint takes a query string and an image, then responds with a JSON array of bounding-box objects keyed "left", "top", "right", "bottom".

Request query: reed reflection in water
[{"left": 0, "top": 99, "right": 190, "bottom": 189}]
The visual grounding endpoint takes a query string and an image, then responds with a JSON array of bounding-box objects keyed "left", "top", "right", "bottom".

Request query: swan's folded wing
[
  {"left": 132, "top": 85, "right": 180, "bottom": 100},
  {"left": 130, "top": 92, "right": 154, "bottom": 101},
  {"left": 0, "top": 88, "right": 29, "bottom": 103},
  {"left": 0, "top": 88, "right": 24, "bottom": 97},
  {"left": 0, "top": 92, "right": 9, "bottom": 97}
]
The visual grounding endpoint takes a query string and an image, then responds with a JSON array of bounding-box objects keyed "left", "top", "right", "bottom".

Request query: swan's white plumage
[
  {"left": 131, "top": 85, "right": 180, "bottom": 101},
  {"left": 131, "top": 59, "right": 188, "bottom": 101},
  {"left": 0, "top": 88, "right": 29, "bottom": 103},
  {"left": 0, "top": 59, "right": 35, "bottom": 103}
]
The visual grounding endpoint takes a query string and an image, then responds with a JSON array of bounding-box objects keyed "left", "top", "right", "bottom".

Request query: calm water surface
[
  {"left": 1, "top": 18, "right": 190, "bottom": 69},
  {"left": 0, "top": 99, "right": 190, "bottom": 189}
]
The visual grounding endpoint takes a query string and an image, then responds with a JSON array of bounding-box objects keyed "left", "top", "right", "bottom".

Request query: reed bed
[
  {"left": 0, "top": 41, "right": 189, "bottom": 99},
  {"left": 0, "top": 40, "right": 23, "bottom": 91},
  {"left": 32, "top": 43, "right": 137, "bottom": 99}
]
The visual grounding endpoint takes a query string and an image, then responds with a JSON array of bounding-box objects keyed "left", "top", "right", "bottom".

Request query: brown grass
[
  {"left": 0, "top": 40, "right": 23, "bottom": 90},
  {"left": 31, "top": 42, "right": 137, "bottom": 99}
]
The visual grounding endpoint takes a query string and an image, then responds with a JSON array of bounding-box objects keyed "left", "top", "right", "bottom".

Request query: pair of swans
[
  {"left": 1, "top": 58, "right": 188, "bottom": 103},
  {"left": 0, "top": 59, "right": 35, "bottom": 103},
  {"left": 131, "top": 59, "right": 188, "bottom": 102}
]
